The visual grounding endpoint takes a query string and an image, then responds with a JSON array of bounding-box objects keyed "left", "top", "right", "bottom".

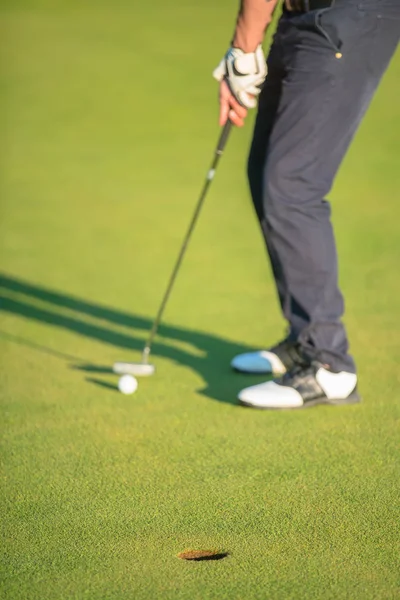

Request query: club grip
[{"left": 216, "top": 120, "right": 233, "bottom": 155}]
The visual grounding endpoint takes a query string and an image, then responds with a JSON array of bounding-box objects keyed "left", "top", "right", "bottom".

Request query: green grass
[{"left": 1, "top": 2, "right": 399, "bottom": 599}]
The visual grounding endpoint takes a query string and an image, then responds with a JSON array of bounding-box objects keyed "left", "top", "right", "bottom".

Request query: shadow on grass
[
  {"left": 0, "top": 273, "right": 267, "bottom": 405},
  {"left": 85, "top": 378, "right": 119, "bottom": 392}
]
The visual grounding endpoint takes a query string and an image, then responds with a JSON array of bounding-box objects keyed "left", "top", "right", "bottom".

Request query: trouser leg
[
  {"left": 248, "top": 4, "right": 399, "bottom": 372},
  {"left": 247, "top": 39, "right": 287, "bottom": 308}
]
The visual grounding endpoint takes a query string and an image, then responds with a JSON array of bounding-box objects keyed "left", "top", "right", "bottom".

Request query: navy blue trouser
[{"left": 248, "top": 0, "right": 399, "bottom": 373}]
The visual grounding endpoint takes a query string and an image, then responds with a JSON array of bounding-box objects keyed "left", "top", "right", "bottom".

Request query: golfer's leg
[
  {"left": 261, "top": 6, "right": 399, "bottom": 372},
  {"left": 247, "top": 38, "right": 290, "bottom": 321}
]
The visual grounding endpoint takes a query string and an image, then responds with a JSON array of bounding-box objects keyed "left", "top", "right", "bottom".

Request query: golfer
[{"left": 214, "top": 0, "right": 399, "bottom": 408}]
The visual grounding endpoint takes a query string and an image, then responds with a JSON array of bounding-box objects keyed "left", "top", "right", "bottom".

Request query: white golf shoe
[
  {"left": 231, "top": 350, "right": 287, "bottom": 375},
  {"left": 238, "top": 362, "right": 360, "bottom": 409},
  {"left": 231, "top": 338, "right": 304, "bottom": 375}
]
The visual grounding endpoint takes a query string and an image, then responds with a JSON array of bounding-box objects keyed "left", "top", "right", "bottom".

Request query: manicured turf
[{"left": 1, "top": 2, "right": 399, "bottom": 599}]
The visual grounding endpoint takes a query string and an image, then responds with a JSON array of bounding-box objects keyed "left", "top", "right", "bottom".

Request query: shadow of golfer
[{"left": 0, "top": 273, "right": 266, "bottom": 405}]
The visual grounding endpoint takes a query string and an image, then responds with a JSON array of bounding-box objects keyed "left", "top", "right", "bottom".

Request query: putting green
[{"left": 1, "top": 2, "right": 399, "bottom": 599}]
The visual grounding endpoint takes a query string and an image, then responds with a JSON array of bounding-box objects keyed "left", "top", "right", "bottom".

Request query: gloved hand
[{"left": 213, "top": 45, "right": 267, "bottom": 109}]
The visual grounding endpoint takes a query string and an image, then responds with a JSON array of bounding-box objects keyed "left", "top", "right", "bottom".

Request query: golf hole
[{"left": 177, "top": 550, "right": 229, "bottom": 561}]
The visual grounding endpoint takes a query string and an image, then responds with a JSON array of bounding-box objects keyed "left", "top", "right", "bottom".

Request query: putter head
[{"left": 113, "top": 361, "right": 155, "bottom": 377}]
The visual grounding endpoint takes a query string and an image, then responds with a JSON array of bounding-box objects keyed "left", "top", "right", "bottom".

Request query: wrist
[
  {"left": 233, "top": 20, "right": 263, "bottom": 53},
  {"left": 232, "top": 2, "right": 275, "bottom": 53}
]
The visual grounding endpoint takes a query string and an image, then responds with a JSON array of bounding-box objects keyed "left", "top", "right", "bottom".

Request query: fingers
[
  {"left": 219, "top": 92, "right": 230, "bottom": 128},
  {"left": 219, "top": 80, "right": 248, "bottom": 128}
]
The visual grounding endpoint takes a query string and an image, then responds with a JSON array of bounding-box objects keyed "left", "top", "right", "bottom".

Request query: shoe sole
[
  {"left": 239, "top": 392, "right": 361, "bottom": 410},
  {"left": 232, "top": 366, "right": 280, "bottom": 376}
]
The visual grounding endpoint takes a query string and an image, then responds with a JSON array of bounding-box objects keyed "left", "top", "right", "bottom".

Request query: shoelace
[
  {"left": 280, "top": 363, "right": 310, "bottom": 384},
  {"left": 281, "top": 360, "right": 332, "bottom": 385},
  {"left": 272, "top": 338, "right": 309, "bottom": 367}
]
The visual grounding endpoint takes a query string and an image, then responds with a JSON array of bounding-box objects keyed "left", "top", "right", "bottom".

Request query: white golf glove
[{"left": 213, "top": 45, "right": 267, "bottom": 109}]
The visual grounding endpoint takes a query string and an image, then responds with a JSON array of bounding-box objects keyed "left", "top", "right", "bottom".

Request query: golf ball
[{"left": 118, "top": 374, "right": 138, "bottom": 395}]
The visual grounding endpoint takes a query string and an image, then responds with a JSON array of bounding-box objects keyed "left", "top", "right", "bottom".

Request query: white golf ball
[{"left": 118, "top": 374, "right": 138, "bottom": 395}]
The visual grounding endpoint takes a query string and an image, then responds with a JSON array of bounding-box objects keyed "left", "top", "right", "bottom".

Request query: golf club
[{"left": 113, "top": 120, "right": 233, "bottom": 377}]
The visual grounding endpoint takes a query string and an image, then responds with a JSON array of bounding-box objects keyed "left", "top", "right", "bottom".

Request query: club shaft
[{"left": 141, "top": 121, "right": 233, "bottom": 362}]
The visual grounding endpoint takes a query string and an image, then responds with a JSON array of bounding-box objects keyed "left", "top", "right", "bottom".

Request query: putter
[{"left": 113, "top": 120, "right": 233, "bottom": 377}]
